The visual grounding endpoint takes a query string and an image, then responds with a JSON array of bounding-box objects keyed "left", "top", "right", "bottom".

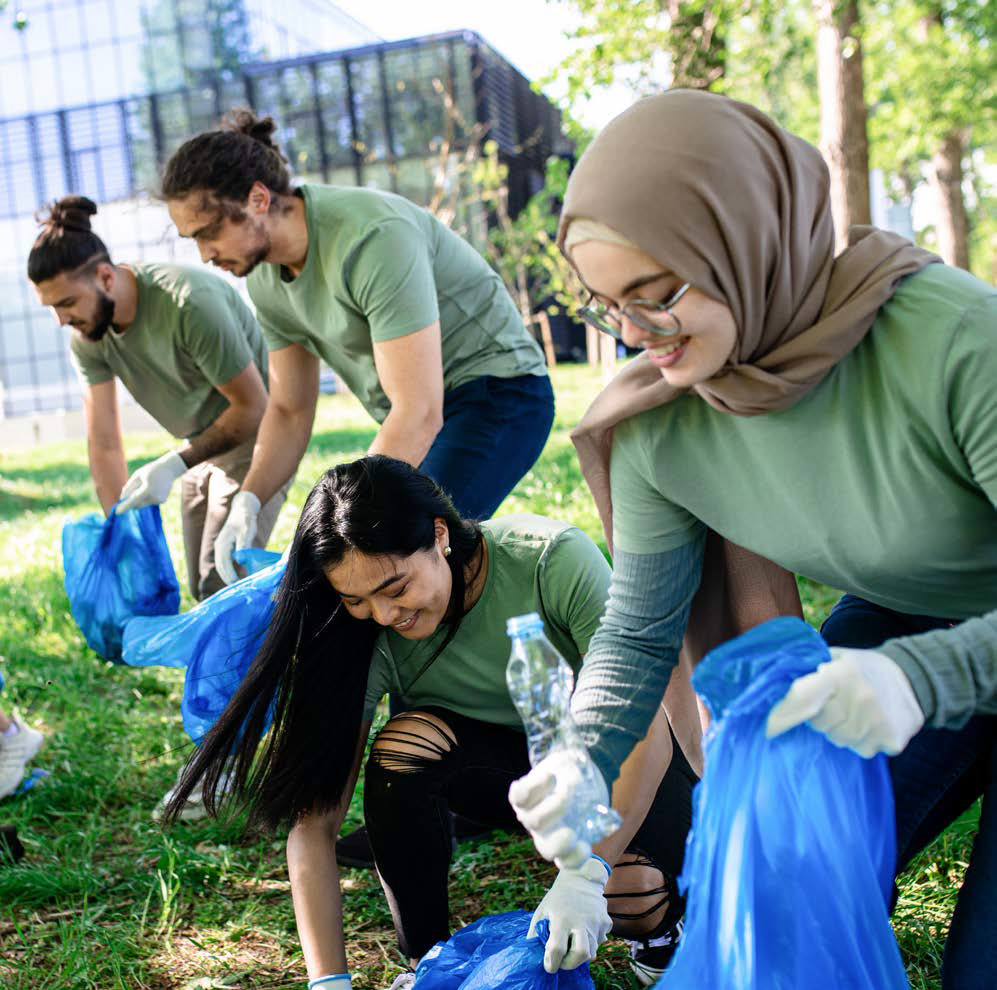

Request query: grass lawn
[{"left": 0, "top": 363, "right": 976, "bottom": 989}]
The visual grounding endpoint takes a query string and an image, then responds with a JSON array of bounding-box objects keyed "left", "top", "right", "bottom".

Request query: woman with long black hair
[{"left": 165, "top": 456, "right": 699, "bottom": 989}]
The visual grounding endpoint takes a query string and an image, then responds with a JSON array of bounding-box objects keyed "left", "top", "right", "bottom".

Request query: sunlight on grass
[{"left": 0, "top": 364, "right": 974, "bottom": 989}]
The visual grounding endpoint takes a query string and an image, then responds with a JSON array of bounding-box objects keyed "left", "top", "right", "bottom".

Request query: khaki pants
[{"left": 179, "top": 437, "right": 292, "bottom": 600}]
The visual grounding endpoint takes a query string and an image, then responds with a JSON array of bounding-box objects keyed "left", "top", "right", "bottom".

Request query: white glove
[
  {"left": 308, "top": 975, "right": 352, "bottom": 990},
  {"left": 115, "top": 451, "right": 187, "bottom": 514},
  {"left": 529, "top": 855, "right": 612, "bottom": 973},
  {"left": 214, "top": 491, "right": 261, "bottom": 586},
  {"left": 766, "top": 646, "right": 926, "bottom": 757},
  {"left": 508, "top": 749, "right": 612, "bottom": 870}
]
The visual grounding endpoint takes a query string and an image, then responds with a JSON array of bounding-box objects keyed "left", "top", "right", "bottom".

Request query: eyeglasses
[{"left": 579, "top": 282, "right": 691, "bottom": 341}]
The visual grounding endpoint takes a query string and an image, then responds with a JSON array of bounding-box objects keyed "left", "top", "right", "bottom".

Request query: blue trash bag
[
  {"left": 62, "top": 504, "right": 180, "bottom": 661},
  {"left": 121, "top": 549, "right": 284, "bottom": 743},
  {"left": 662, "top": 616, "right": 908, "bottom": 989},
  {"left": 413, "top": 911, "right": 594, "bottom": 990}
]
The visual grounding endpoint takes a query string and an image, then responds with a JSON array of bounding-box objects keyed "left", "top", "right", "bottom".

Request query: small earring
[{"left": 443, "top": 545, "right": 452, "bottom": 557}]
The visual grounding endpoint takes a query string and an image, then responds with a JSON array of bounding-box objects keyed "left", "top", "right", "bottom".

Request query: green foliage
[
  {"left": 863, "top": 0, "right": 996, "bottom": 167},
  {"left": 473, "top": 145, "right": 586, "bottom": 319}
]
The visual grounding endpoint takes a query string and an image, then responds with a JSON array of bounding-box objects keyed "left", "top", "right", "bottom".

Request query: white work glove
[
  {"left": 766, "top": 646, "right": 926, "bottom": 757},
  {"left": 307, "top": 975, "right": 352, "bottom": 990},
  {"left": 508, "top": 749, "right": 613, "bottom": 870},
  {"left": 115, "top": 451, "right": 187, "bottom": 514},
  {"left": 214, "top": 491, "right": 261, "bottom": 586},
  {"left": 529, "top": 855, "right": 612, "bottom": 973}
]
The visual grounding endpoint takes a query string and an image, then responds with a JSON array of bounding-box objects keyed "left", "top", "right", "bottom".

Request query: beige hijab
[{"left": 566, "top": 92, "right": 938, "bottom": 765}]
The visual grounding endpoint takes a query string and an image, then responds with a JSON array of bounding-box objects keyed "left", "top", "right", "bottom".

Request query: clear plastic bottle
[{"left": 506, "top": 612, "right": 621, "bottom": 846}]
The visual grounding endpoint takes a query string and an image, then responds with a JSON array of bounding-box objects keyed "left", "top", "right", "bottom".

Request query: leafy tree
[
  {"left": 541, "top": 0, "right": 735, "bottom": 111},
  {"left": 863, "top": 0, "right": 997, "bottom": 270}
]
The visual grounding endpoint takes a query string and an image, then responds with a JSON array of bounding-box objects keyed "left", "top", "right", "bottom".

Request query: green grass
[{"left": 0, "top": 364, "right": 975, "bottom": 989}]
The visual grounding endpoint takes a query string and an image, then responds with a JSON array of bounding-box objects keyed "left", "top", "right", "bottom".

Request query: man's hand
[
  {"left": 214, "top": 491, "right": 261, "bottom": 585},
  {"left": 115, "top": 451, "right": 187, "bottom": 514}
]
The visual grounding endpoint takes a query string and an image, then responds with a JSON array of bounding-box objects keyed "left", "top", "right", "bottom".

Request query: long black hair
[
  {"left": 27, "top": 196, "right": 112, "bottom": 284},
  {"left": 161, "top": 108, "right": 292, "bottom": 211},
  {"left": 164, "top": 455, "right": 483, "bottom": 830}
]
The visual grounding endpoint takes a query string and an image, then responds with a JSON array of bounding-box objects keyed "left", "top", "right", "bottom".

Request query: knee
[
  {"left": 368, "top": 711, "right": 457, "bottom": 775},
  {"left": 604, "top": 854, "right": 681, "bottom": 940}
]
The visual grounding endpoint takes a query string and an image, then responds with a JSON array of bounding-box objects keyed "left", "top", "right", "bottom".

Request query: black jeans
[
  {"left": 363, "top": 706, "right": 697, "bottom": 960},
  {"left": 821, "top": 594, "right": 997, "bottom": 990}
]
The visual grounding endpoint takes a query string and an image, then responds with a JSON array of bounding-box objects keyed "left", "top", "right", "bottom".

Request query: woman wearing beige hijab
[{"left": 511, "top": 90, "right": 996, "bottom": 988}]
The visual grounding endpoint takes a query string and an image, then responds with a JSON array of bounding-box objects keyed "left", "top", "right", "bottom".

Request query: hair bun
[
  {"left": 221, "top": 108, "right": 287, "bottom": 162},
  {"left": 43, "top": 195, "right": 98, "bottom": 232}
]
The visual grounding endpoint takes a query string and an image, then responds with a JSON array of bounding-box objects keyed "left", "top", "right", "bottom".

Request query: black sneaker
[
  {"left": 628, "top": 920, "right": 683, "bottom": 986},
  {"left": 335, "top": 815, "right": 498, "bottom": 869},
  {"left": 335, "top": 824, "right": 377, "bottom": 869}
]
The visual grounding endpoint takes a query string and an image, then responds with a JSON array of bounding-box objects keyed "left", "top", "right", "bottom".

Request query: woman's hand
[
  {"left": 766, "top": 646, "right": 926, "bottom": 757},
  {"left": 508, "top": 748, "right": 614, "bottom": 869},
  {"left": 528, "top": 856, "right": 612, "bottom": 973}
]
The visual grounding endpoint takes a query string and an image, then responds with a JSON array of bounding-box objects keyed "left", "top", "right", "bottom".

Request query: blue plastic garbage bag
[
  {"left": 413, "top": 911, "right": 594, "bottom": 990},
  {"left": 663, "top": 616, "right": 907, "bottom": 989},
  {"left": 62, "top": 504, "right": 180, "bottom": 661},
  {"left": 121, "top": 549, "right": 284, "bottom": 743}
]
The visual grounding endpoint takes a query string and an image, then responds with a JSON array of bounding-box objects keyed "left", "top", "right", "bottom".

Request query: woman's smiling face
[
  {"left": 324, "top": 521, "right": 453, "bottom": 640},
  {"left": 572, "top": 239, "right": 738, "bottom": 387}
]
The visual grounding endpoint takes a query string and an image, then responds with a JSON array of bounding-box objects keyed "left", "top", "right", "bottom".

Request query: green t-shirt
[
  {"left": 247, "top": 184, "right": 548, "bottom": 423},
  {"left": 610, "top": 263, "right": 997, "bottom": 621},
  {"left": 70, "top": 263, "right": 268, "bottom": 439},
  {"left": 363, "top": 514, "right": 611, "bottom": 727}
]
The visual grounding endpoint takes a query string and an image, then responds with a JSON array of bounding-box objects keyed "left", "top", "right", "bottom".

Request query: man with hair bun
[
  {"left": 29, "top": 195, "right": 291, "bottom": 602},
  {"left": 162, "top": 109, "right": 554, "bottom": 590}
]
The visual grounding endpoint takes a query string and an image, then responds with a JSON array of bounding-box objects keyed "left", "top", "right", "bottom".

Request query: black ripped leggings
[{"left": 363, "top": 706, "right": 698, "bottom": 960}]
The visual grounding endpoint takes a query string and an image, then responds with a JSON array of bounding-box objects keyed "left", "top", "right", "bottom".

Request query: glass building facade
[{"left": 0, "top": 11, "right": 569, "bottom": 417}]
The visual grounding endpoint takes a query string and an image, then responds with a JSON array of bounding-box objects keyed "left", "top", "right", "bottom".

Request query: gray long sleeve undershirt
[
  {"left": 573, "top": 529, "right": 997, "bottom": 788},
  {"left": 880, "top": 609, "right": 997, "bottom": 729},
  {"left": 570, "top": 531, "right": 705, "bottom": 788}
]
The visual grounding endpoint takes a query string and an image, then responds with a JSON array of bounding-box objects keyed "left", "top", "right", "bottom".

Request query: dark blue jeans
[
  {"left": 418, "top": 373, "right": 555, "bottom": 521},
  {"left": 821, "top": 594, "right": 997, "bottom": 990}
]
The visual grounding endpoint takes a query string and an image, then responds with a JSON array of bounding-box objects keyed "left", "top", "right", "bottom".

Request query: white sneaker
[
  {"left": 386, "top": 974, "right": 415, "bottom": 990},
  {"left": 0, "top": 719, "right": 45, "bottom": 799},
  {"left": 152, "top": 764, "right": 234, "bottom": 823},
  {"left": 628, "top": 920, "right": 683, "bottom": 986}
]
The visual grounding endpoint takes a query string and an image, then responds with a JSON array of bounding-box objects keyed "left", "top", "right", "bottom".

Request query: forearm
[
  {"left": 880, "top": 607, "right": 997, "bottom": 728},
  {"left": 572, "top": 532, "right": 704, "bottom": 788},
  {"left": 241, "top": 401, "right": 316, "bottom": 505},
  {"left": 89, "top": 445, "right": 128, "bottom": 515},
  {"left": 367, "top": 406, "right": 443, "bottom": 468},
  {"left": 288, "top": 817, "right": 349, "bottom": 979},
  {"left": 178, "top": 402, "right": 262, "bottom": 468},
  {"left": 592, "top": 704, "right": 672, "bottom": 866}
]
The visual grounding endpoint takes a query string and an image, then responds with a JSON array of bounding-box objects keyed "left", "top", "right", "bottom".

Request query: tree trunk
[
  {"left": 814, "top": 0, "right": 871, "bottom": 253},
  {"left": 928, "top": 130, "right": 971, "bottom": 270}
]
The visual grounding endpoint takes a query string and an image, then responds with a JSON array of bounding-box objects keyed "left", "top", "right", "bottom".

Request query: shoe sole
[{"left": 630, "top": 961, "right": 666, "bottom": 987}]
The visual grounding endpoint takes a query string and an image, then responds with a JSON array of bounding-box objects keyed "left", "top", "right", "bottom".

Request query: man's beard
[
  {"left": 81, "top": 290, "right": 116, "bottom": 342},
  {"left": 235, "top": 224, "right": 272, "bottom": 277}
]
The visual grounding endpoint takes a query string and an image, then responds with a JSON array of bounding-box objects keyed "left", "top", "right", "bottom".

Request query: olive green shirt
[
  {"left": 247, "top": 184, "right": 548, "bottom": 423},
  {"left": 70, "top": 263, "right": 267, "bottom": 439},
  {"left": 363, "top": 514, "right": 611, "bottom": 727}
]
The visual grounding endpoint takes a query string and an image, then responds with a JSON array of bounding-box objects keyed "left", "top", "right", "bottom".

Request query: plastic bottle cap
[{"left": 506, "top": 612, "right": 544, "bottom": 637}]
